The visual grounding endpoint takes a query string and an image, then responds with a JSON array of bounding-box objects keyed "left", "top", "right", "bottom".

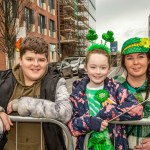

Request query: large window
[
  {"left": 38, "top": 0, "right": 45, "bottom": 9},
  {"left": 24, "top": 7, "right": 34, "bottom": 30},
  {"left": 38, "top": 14, "right": 46, "bottom": 34},
  {"left": 48, "top": 0, "right": 55, "bottom": 14},
  {"left": 49, "top": 19, "right": 55, "bottom": 37}
]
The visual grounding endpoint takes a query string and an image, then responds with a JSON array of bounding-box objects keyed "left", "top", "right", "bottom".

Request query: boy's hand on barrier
[
  {"left": 7, "top": 101, "right": 12, "bottom": 114},
  {"left": 134, "top": 138, "right": 150, "bottom": 150},
  {"left": 100, "top": 120, "right": 108, "bottom": 131},
  {"left": 0, "top": 112, "right": 13, "bottom": 131}
]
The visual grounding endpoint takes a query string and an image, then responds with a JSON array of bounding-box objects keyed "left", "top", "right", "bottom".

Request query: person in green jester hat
[
  {"left": 115, "top": 37, "right": 150, "bottom": 150},
  {"left": 68, "top": 29, "right": 143, "bottom": 150}
]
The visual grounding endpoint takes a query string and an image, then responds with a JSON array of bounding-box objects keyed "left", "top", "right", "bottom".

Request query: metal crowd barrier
[
  {"left": 9, "top": 115, "right": 74, "bottom": 150},
  {"left": 83, "top": 118, "right": 150, "bottom": 150}
]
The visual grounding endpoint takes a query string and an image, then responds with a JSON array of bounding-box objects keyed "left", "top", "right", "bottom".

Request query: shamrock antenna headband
[{"left": 86, "top": 29, "right": 115, "bottom": 54}]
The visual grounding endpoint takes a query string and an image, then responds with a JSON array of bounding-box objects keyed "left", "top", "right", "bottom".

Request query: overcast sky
[{"left": 95, "top": 0, "right": 150, "bottom": 50}]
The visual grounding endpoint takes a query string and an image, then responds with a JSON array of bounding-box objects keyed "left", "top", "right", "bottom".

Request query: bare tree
[{"left": 0, "top": 0, "right": 32, "bottom": 68}]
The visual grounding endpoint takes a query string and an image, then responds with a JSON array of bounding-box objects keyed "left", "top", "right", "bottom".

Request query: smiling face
[
  {"left": 85, "top": 51, "right": 110, "bottom": 88},
  {"left": 19, "top": 50, "right": 48, "bottom": 86},
  {"left": 124, "top": 53, "right": 149, "bottom": 79}
]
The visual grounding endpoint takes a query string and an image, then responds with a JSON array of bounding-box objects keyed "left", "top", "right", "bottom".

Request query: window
[
  {"left": 38, "top": 14, "right": 46, "bottom": 34},
  {"left": 38, "top": 0, "right": 45, "bottom": 9},
  {"left": 24, "top": 7, "right": 34, "bottom": 31},
  {"left": 48, "top": 0, "right": 54, "bottom": 14},
  {"left": 50, "top": 43, "right": 56, "bottom": 61},
  {"left": 3, "top": 0, "right": 18, "bottom": 19},
  {"left": 49, "top": 19, "right": 55, "bottom": 37}
]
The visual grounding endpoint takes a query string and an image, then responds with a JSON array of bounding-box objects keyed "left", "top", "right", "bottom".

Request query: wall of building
[
  {"left": 0, "top": 52, "right": 6, "bottom": 70},
  {"left": 88, "top": 0, "right": 96, "bottom": 29},
  {"left": 0, "top": 0, "right": 58, "bottom": 70},
  {"left": 24, "top": 0, "right": 58, "bottom": 62}
]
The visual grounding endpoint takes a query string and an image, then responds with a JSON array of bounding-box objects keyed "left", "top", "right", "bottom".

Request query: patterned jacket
[{"left": 68, "top": 76, "right": 143, "bottom": 150}]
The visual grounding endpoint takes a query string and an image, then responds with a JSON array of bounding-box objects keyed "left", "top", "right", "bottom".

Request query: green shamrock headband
[{"left": 86, "top": 29, "right": 115, "bottom": 54}]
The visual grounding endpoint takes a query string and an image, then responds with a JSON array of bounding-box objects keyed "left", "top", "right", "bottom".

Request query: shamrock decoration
[
  {"left": 86, "top": 29, "right": 98, "bottom": 43},
  {"left": 86, "top": 29, "right": 115, "bottom": 54},
  {"left": 102, "top": 31, "right": 114, "bottom": 46},
  {"left": 95, "top": 89, "right": 109, "bottom": 102}
]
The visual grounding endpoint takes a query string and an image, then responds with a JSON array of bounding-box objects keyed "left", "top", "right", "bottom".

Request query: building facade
[
  {"left": 24, "top": 0, "right": 58, "bottom": 63},
  {"left": 88, "top": 0, "right": 96, "bottom": 30},
  {"left": 0, "top": 0, "right": 58, "bottom": 70},
  {"left": 0, "top": 0, "right": 96, "bottom": 70},
  {"left": 58, "top": 0, "right": 96, "bottom": 59}
]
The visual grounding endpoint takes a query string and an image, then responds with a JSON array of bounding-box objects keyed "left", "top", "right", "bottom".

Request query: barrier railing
[
  {"left": 9, "top": 115, "right": 74, "bottom": 150},
  {"left": 83, "top": 118, "right": 150, "bottom": 150}
]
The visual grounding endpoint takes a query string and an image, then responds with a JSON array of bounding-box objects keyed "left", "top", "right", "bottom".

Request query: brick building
[
  {"left": 0, "top": 52, "right": 6, "bottom": 70},
  {"left": 0, "top": 0, "right": 58, "bottom": 70}
]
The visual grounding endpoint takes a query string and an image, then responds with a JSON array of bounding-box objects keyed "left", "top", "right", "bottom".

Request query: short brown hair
[
  {"left": 20, "top": 37, "right": 49, "bottom": 59},
  {"left": 85, "top": 49, "right": 111, "bottom": 67}
]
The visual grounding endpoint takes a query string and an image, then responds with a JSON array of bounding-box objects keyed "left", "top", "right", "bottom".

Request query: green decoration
[
  {"left": 95, "top": 89, "right": 109, "bottom": 102},
  {"left": 102, "top": 31, "right": 114, "bottom": 46},
  {"left": 121, "top": 37, "right": 150, "bottom": 55},
  {"left": 88, "top": 89, "right": 113, "bottom": 150},
  {"left": 86, "top": 29, "right": 115, "bottom": 54},
  {"left": 87, "top": 43, "right": 111, "bottom": 54},
  {"left": 88, "top": 129, "right": 114, "bottom": 150},
  {"left": 86, "top": 29, "right": 98, "bottom": 42}
]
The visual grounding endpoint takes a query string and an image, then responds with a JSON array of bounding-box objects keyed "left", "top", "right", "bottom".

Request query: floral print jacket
[{"left": 68, "top": 76, "right": 143, "bottom": 150}]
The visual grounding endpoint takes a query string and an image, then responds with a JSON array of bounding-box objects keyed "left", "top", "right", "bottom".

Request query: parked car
[
  {"left": 78, "top": 57, "right": 86, "bottom": 78},
  {"left": 64, "top": 57, "right": 81, "bottom": 75},
  {"left": 50, "top": 61, "right": 73, "bottom": 78}
]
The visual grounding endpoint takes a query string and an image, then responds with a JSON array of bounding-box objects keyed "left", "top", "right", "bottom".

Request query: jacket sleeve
[
  {"left": 96, "top": 82, "right": 143, "bottom": 121},
  {"left": 12, "top": 78, "right": 73, "bottom": 124},
  {"left": 68, "top": 96, "right": 103, "bottom": 137}
]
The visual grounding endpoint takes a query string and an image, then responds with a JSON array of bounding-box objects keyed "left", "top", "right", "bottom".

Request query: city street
[
  {"left": 66, "top": 67, "right": 119, "bottom": 94},
  {"left": 66, "top": 75, "right": 79, "bottom": 94}
]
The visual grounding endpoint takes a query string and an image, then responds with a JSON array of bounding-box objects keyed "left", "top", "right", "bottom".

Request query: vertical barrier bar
[
  {"left": 142, "top": 125, "right": 143, "bottom": 150},
  {"left": 10, "top": 116, "right": 74, "bottom": 150},
  {"left": 113, "top": 123, "right": 116, "bottom": 150},
  {"left": 16, "top": 122, "right": 18, "bottom": 150},
  {"left": 41, "top": 122, "right": 42, "bottom": 150}
]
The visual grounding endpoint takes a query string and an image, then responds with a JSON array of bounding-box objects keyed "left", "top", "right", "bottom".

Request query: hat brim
[{"left": 122, "top": 46, "right": 149, "bottom": 55}]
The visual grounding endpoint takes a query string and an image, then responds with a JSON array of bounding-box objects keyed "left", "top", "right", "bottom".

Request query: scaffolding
[
  {"left": 76, "top": 0, "right": 89, "bottom": 56},
  {"left": 58, "top": 0, "right": 89, "bottom": 59}
]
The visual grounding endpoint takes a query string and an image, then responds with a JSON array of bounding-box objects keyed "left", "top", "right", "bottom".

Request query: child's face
[
  {"left": 84, "top": 53, "right": 110, "bottom": 87},
  {"left": 19, "top": 50, "right": 48, "bottom": 85}
]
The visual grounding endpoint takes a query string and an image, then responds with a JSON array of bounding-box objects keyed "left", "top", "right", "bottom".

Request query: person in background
[
  {"left": 0, "top": 36, "right": 72, "bottom": 150},
  {"left": 115, "top": 37, "right": 150, "bottom": 150},
  {"left": 68, "top": 29, "right": 143, "bottom": 150}
]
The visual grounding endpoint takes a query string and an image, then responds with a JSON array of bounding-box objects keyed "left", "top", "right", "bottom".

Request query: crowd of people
[{"left": 0, "top": 31, "right": 150, "bottom": 150}]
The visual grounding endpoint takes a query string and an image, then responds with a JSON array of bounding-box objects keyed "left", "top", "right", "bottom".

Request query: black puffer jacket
[{"left": 0, "top": 65, "right": 67, "bottom": 150}]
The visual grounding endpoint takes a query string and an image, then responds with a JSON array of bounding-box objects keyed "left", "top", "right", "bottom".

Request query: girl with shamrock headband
[{"left": 68, "top": 29, "right": 143, "bottom": 150}]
